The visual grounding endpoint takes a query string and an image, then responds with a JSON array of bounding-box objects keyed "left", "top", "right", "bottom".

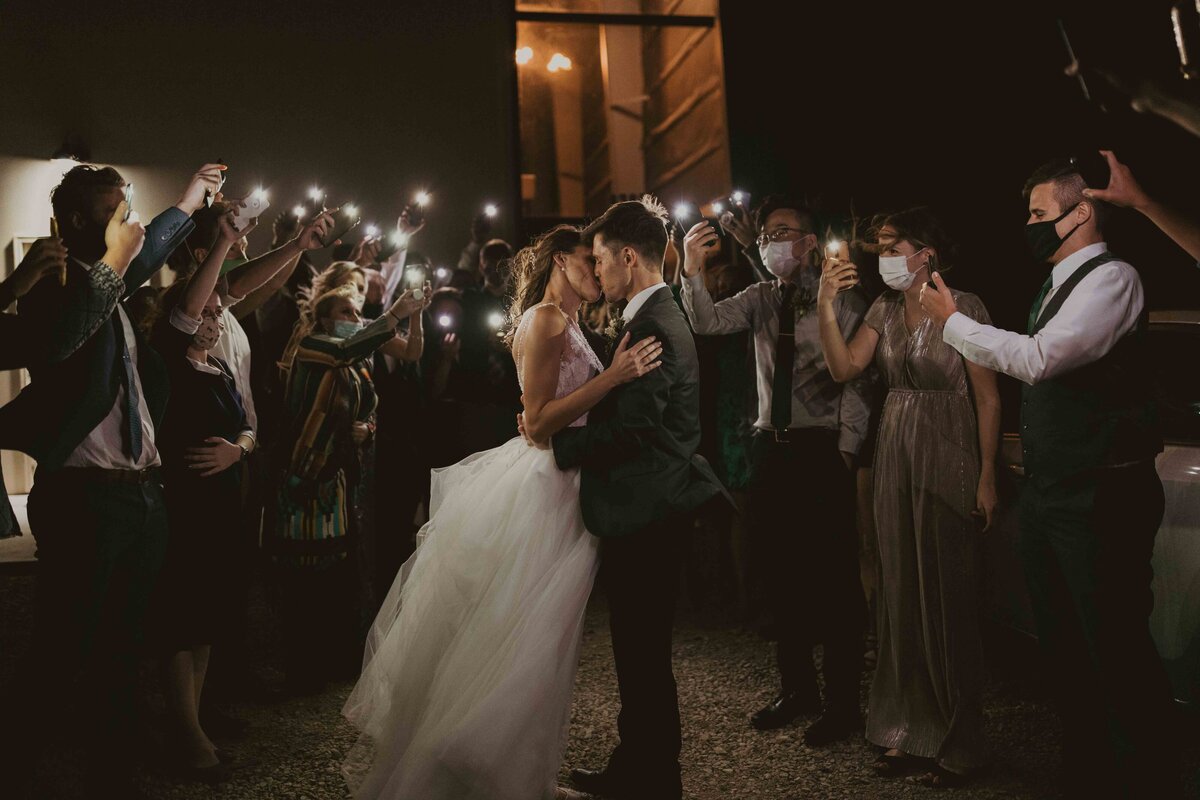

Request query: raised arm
[
  {"left": 226, "top": 210, "right": 334, "bottom": 311},
  {"left": 1084, "top": 149, "right": 1200, "bottom": 263},
  {"left": 297, "top": 289, "right": 428, "bottom": 369},
  {"left": 678, "top": 220, "right": 757, "bottom": 335},
  {"left": 180, "top": 207, "right": 238, "bottom": 320},
  {"left": 817, "top": 257, "right": 878, "bottom": 382},
  {"left": 13, "top": 201, "right": 145, "bottom": 367},
  {"left": 378, "top": 303, "right": 426, "bottom": 362},
  {"left": 520, "top": 305, "right": 662, "bottom": 443}
]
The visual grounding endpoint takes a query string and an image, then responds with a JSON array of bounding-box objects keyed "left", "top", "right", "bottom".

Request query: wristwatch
[{"left": 236, "top": 442, "right": 250, "bottom": 462}]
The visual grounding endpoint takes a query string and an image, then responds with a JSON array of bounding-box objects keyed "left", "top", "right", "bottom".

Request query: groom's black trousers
[
  {"left": 747, "top": 428, "right": 865, "bottom": 714},
  {"left": 601, "top": 511, "right": 690, "bottom": 794}
]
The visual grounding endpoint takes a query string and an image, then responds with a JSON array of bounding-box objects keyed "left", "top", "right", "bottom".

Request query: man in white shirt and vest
[{"left": 920, "top": 158, "right": 1178, "bottom": 799}]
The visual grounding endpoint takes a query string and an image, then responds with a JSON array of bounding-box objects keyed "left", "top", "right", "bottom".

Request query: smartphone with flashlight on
[
  {"left": 375, "top": 231, "right": 408, "bottom": 262},
  {"left": 318, "top": 205, "right": 363, "bottom": 247},
  {"left": 234, "top": 190, "right": 270, "bottom": 232}
]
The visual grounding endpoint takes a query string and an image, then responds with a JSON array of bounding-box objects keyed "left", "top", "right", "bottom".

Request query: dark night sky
[
  {"left": 3, "top": 0, "right": 1199, "bottom": 317},
  {"left": 0, "top": 0, "right": 516, "bottom": 264},
  {"left": 720, "top": 0, "right": 1200, "bottom": 330}
]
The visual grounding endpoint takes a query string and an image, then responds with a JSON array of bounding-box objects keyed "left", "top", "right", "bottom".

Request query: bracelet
[
  {"left": 387, "top": 308, "right": 404, "bottom": 324},
  {"left": 237, "top": 442, "right": 250, "bottom": 461}
]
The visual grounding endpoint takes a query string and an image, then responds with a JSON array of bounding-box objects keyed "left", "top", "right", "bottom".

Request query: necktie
[
  {"left": 771, "top": 283, "right": 798, "bottom": 431},
  {"left": 116, "top": 313, "right": 144, "bottom": 462},
  {"left": 1026, "top": 275, "right": 1054, "bottom": 334}
]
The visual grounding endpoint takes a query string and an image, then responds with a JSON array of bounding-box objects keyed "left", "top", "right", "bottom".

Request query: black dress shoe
[
  {"left": 750, "top": 691, "right": 820, "bottom": 730},
  {"left": 570, "top": 766, "right": 625, "bottom": 796},
  {"left": 802, "top": 709, "right": 863, "bottom": 746}
]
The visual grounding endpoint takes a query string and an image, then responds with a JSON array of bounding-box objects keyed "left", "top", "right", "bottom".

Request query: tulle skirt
[{"left": 342, "top": 436, "right": 600, "bottom": 799}]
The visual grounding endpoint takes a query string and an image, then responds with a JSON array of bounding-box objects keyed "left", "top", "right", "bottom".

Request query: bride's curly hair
[{"left": 502, "top": 224, "right": 583, "bottom": 349}]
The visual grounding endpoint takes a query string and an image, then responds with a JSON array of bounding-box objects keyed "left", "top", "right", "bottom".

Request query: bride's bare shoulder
[{"left": 521, "top": 304, "right": 569, "bottom": 340}]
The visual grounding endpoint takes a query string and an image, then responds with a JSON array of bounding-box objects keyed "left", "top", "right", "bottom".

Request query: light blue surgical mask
[{"left": 332, "top": 320, "right": 363, "bottom": 338}]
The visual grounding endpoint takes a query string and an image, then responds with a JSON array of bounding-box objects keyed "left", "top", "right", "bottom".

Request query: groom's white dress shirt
[{"left": 622, "top": 282, "right": 667, "bottom": 322}]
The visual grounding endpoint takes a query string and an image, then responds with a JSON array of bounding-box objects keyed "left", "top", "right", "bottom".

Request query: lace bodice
[{"left": 513, "top": 302, "right": 605, "bottom": 428}]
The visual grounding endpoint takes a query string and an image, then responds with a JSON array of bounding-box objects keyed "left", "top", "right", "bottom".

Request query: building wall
[{"left": 0, "top": 0, "right": 517, "bottom": 492}]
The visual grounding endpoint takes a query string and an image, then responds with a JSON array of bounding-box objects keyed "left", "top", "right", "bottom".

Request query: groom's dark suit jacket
[{"left": 553, "top": 286, "right": 728, "bottom": 538}]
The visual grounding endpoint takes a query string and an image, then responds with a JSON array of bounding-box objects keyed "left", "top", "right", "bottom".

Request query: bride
[{"left": 341, "top": 224, "right": 664, "bottom": 799}]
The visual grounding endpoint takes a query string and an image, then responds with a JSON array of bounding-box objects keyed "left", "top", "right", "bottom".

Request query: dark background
[
  {"left": 720, "top": 0, "right": 1200, "bottom": 336},
  {"left": 2, "top": 0, "right": 1197, "bottom": 324}
]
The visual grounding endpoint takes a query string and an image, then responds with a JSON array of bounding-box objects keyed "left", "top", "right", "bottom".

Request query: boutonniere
[
  {"left": 604, "top": 311, "right": 626, "bottom": 341},
  {"left": 793, "top": 287, "right": 816, "bottom": 320}
]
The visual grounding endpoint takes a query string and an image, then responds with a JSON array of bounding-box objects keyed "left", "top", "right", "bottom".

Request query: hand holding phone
[
  {"left": 318, "top": 205, "right": 363, "bottom": 247},
  {"left": 234, "top": 189, "right": 270, "bottom": 232}
]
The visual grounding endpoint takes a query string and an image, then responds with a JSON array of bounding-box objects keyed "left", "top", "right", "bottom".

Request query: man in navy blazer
[{"left": 0, "top": 162, "right": 225, "bottom": 798}]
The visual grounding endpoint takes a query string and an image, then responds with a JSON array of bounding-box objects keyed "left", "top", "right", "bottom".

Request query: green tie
[{"left": 1026, "top": 275, "right": 1054, "bottom": 334}]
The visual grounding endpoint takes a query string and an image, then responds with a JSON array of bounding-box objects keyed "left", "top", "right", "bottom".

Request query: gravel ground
[{"left": 2, "top": 574, "right": 1197, "bottom": 799}]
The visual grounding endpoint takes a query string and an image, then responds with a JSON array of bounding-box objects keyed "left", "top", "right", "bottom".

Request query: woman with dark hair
[
  {"left": 148, "top": 205, "right": 257, "bottom": 782},
  {"left": 817, "top": 208, "right": 1001, "bottom": 787},
  {"left": 340, "top": 224, "right": 663, "bottom": 800}
]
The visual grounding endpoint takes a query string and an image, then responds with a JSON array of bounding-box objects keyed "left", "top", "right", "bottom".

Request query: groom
[{"left": 534, "top": 197, "right": 726, "bottom": 799}]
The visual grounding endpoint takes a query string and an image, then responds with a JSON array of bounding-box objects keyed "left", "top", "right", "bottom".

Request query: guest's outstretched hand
[{"left": 1082, "top": 150, "right": 1151, "bottom": 211}]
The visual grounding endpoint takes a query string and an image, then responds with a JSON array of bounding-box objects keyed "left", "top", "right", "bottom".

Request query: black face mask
[{"left": 1024, "top": 202, "right": 1081, "bottom": 263}]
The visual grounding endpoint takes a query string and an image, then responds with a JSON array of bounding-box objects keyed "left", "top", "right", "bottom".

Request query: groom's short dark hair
[{"left": 583, "top": 195, "right": 669, "bottom": 266}]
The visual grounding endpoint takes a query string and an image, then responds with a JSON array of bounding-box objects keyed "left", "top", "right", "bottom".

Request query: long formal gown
[
  {"left": 864, "top": 289, "right": 992, "bottom": 774},
  {"left": 341, "top": 302, "right": 604, "bottom": 799}
]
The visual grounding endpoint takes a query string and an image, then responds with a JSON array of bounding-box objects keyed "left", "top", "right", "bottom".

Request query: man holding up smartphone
[{"left": 679, "top": 196, "right": 870, "bottom": 747}]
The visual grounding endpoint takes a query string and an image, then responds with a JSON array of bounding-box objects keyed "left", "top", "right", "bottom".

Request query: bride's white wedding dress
[{"left": 342, "top": 303, "right": 605, "bottom": 799}]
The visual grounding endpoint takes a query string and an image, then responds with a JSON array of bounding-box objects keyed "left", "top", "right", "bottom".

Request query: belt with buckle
[{"left": 54, "top": 465, "right": 162, "bottom": 485}]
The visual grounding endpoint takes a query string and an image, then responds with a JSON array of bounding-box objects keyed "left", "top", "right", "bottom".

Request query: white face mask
[
  {"left": 759, "top": 238, "right": 806, "bottom": 279},
  {"left": 878, "top": 248, "right": 928, "bottom": 291}
]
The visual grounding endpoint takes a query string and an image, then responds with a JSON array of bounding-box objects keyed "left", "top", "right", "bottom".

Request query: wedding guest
[
  {"left": 0, "top": 163, "right": 222, "bottom": 797},
  {"left": 1083, "top": 148, "right": 1200, "bottom": 265},
  {"left": 920, "top": 159, "right": 1175, "bottom": 798},
  {"left": 820, "top": 207, "right": 1000, "bottom": 787},
  {"left": 270, "top": 282, "right": 427, "bottom": 694},
  {"left": 0, "top": 235, "right": 126, "bottom": 539},
  {"left": 149, "top": 204, "right": 256, "bottom": 782},
  {"left": 680, "top": 197, "right": 870, "bottom": 745}
]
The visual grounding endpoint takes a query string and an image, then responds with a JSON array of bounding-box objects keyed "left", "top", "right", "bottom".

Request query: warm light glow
[
  {"left": 252, "top": 186, "right": 267, "bottom": 200},
  {"left": 435, "top": 267, "right": 449, "bottom": 279},
  {"left": 826, "top": 240, "right": 841, "bottom": 256},
  {"left": 438, "top": 314, "right": 452, "bottom": 328},
  {"left": 365, "top": 224, "right": 379, "bottom": 237},
  {"left": 484, "top": 203, "right": 498, "bottom": 218},
  {"left": 414, "top": 190, "right": 431, "bottom": 207},
  {"left": 515, "top": 46, "right": 534, "bottom": 65},
  {"left": 488, "top": 312, "right": 505, "bottom": 330},
  {"left": 308, "top": 186, "right": 323, "bottom": 201},
  {"left": 547, "top": 53, "right": 572, "bottom": 73},
  {"left": 674, "top": 203, "right": 692, "bottom": 220},
  {"left": 712, "top": 201, "right": 725, "bottom": 214},
  {"left": 344, "top": 204, "right": 359, "bottom": 217},
  {"left": 731, "top": 190, "right": 746, "bottom": 204},
  {"left": 292, "top": 205, "right": 306, "bottom": 218}
]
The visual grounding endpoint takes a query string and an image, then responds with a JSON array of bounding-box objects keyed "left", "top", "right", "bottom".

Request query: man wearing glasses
[{"left": 680, "top": 196, "right": 871, "bottom": 745}]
